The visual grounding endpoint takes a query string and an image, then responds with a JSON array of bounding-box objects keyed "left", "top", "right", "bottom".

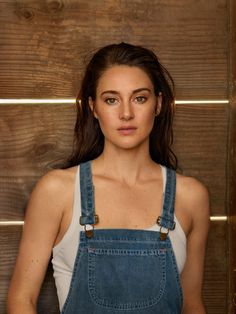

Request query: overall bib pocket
[{"left": 88, "top": 247, "right": 167, "bottom": 310}]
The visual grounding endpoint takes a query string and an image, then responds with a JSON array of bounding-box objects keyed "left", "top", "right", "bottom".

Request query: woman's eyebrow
[
  {"left": 132, "top": 88, "right": 152, "bottom": 94},
  {"left": 101, "top": 88, "right": 151, "bottom": 96},
  {"left": 101, "top": 90, "right": 119, "bottom": 96}
]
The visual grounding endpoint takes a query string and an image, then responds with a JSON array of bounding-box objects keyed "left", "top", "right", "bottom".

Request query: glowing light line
[
  {"left": 0, "top": 99, "right": 75, "bottom": 104},
  {"left": 0, "top": 99, "right": 229, "bottom": 105},
  {"left": 0, "top": 216, "right": 228, "bottom": 226}
]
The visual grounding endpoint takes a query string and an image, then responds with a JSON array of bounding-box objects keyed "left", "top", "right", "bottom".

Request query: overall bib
[{"left": 61, "top": 161, "right": 183, "bottom": 314}]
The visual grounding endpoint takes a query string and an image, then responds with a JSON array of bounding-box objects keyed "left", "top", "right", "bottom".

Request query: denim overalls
[{"left": 61, "top": 161, "right": 183, "bottom": 314}]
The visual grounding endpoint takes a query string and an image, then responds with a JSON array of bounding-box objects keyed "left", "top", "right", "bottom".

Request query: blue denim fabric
[
  {"left": 79, "top": 161, "right": 97, "bottom": 226},
  {"left": 158, "top": 168, "right": 176, "bottom": 230},
  {"left": 61, "top": 161, "right": 183, "bottom": 314}
]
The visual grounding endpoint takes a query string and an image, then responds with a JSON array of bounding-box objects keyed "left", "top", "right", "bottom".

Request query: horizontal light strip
[
  {"left": 0, "top": 221, "right": 24, "bottom": 226},
  {"left": 175, "top": 100, "right": 229, "bottom": 104},
  {"left": 0, "top": 98, "right": 75, "bottom": 104},
  {"left": 210, "top": 216, "right": 228, "bottom": 221},
  {"left": 0, "top": 99, "right": 229, "bottom": 105},
  {"left": 0, "top": 216, "right": 228, "bottom": 226}
]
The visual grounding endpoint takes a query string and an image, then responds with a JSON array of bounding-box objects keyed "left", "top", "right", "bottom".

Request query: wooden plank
[
  {"left": 0, "top": 0, "right": 228, "bottom": 99},
  {"left": 0, "top": 104, "right": 75, "bottom": 170},
  {"left": 229, "top": 107, "right": 236, "bottom": 314},
  {"left": 0, "top": 222, "right": 227, "bottom": 313},
  {"left": 174, "top": 103, "right": 228, "bottom": 215},
  {"left": 0, "top": 103, "right": 228, "bottom": 220},
  {"left": 203, "top": 222, "right": 228, "bottom": 313},
  {"left": 229, "top": 0, "right": 236, "bottom": 312},
  {"left": 0, "top": 104, "right": 75, "bottom": 220}
]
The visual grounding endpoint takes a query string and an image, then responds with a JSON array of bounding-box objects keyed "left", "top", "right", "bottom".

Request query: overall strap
[
  {"left": 79, "top": 161, "right": 99, "bottom": 230},
  {"left": 157, "top": 167, "right": 176, "bottom": 240}
]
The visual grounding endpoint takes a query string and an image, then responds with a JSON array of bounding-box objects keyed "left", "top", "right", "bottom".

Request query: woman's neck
[{"left": 92, "top": 142, "right": 158, "bottom": 185}]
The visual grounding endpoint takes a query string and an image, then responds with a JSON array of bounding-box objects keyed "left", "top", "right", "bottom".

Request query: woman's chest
[{"left": 93, "top": 179, "right": 163, "bottom": 229}]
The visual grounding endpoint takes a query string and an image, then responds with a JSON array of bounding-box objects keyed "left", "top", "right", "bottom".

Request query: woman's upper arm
[
  {"left": 7, "top": 170, "right": 67, "bottom": 307},
  {"left": 180, "top": 178, "right": 210, "bottom": 313}
]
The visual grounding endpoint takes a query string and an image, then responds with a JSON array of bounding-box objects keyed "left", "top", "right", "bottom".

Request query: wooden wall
[
  {"left": 229, "top": 0, "right": 236, "bottom": 312},
  {"left": 0, "top": 0, "right": 232, "bottom": 313}
]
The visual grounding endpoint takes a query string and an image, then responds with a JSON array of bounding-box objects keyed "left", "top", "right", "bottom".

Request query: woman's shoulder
[
  {"left": 176, "top": 172, "right": 209, "bottom": 199},
  {"left": 175, "top": 172, "right": 210, "bottom": 223},
  {"left": 29, "top": 166, "right": 79, "bottom": 208},
  {"left": 37, "top": 166, "right": 78, "bottom": 189}
]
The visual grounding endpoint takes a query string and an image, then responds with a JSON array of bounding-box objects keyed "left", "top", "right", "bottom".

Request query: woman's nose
[{"left": 119, "top": 102, "right": 134, "bottom": 121}]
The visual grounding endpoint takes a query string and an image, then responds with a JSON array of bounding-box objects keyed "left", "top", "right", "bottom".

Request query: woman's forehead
[{"left": 97, "top": 65, "right": 154, "bottom": 93}]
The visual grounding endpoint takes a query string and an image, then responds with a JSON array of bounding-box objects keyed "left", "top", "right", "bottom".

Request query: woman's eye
[
  {"left": 135, "top": 96, "right": 147, "bottom": 104},
  {"left": 105, "top": 98, "right": 117, "bottom": 105}
]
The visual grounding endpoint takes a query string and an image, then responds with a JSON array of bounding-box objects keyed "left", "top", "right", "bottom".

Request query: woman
[{"left": 7, "top": 43, "right": 210, "bottom": 314}]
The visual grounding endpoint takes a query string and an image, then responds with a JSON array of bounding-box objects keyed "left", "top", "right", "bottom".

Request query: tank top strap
[
  {"left": 79, "top": 161, "right": 98, "bottom": 226},
  {"left": 157, "top": 167, "right": 176, "bottom": 231}
]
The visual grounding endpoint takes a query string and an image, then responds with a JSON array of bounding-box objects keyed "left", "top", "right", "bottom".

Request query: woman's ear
[{"left": 89, "top": 97, "right": 98, "bottom": 119}]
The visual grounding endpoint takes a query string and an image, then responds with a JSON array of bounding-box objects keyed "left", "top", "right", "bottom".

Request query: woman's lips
[{"left": 117, "top": 127, "right": 137, "bottom": 135}]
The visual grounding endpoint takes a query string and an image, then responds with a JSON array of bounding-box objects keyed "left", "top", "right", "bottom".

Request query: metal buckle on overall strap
[
  {"left": 80, "top": 214, "right": 99, "bottom": 239},
  {"left": 157, "top": 216, "right": 175, "bottom": 241},
  {"left": 84, "top": 224, "right": 95, "bottom": 239}
]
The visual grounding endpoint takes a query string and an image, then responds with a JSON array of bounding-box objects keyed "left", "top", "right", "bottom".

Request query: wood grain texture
[
  {"left": 0, "top": 0, "right": 228, "bottom": 99},
  {"left": 203, "top": 222, "right": 228, "bottom": 314},
  {"left": 0, "top": 223, "right": 228, "bottom": 314},
  {"left": 229, "top": 0, "right": 236, "bottom": 312},
  {"left": 174, "top": 103, "right": 228, "bottom": 215},
  {"left": 0, "top": 104, "right": 75, "bottom": 164},
  {"left": 0, "top": 104, "right": 75, "bottom": 219},
  {"left": 229, "top": 107, "right": 236, "bottom": 314}
]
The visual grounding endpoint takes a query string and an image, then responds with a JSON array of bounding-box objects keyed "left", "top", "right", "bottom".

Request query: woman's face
[{"left": 89, "top": 65, "right": 162, "bottom": 151}]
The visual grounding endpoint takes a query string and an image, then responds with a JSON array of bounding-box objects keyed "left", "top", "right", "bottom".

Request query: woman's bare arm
[
  {"left": 7, "top": 169, "right": 71, "bottom": 314},
  {"left": 180, "top": 177, "right": 210, "bottom": 314}
]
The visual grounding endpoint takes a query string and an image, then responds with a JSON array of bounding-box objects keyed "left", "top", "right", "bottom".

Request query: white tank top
[{"left": 52, "top": 165, "right": 187, "bottom": 311}]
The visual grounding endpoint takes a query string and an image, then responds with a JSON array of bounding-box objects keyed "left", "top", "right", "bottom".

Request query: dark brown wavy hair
[{"left": 67, "top": 42, "right": 178, "bottom": 170}]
